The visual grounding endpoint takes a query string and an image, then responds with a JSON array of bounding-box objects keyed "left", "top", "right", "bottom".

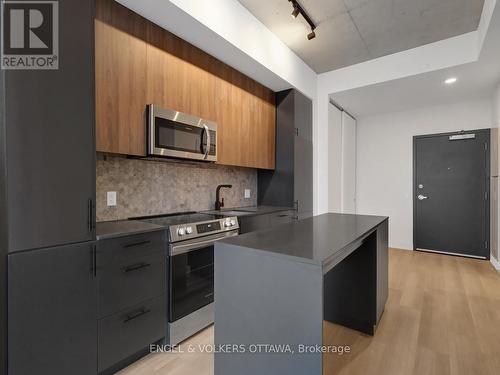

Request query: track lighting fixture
[{"left": 288, "top": 0, "right": 317, "bottom": 40}]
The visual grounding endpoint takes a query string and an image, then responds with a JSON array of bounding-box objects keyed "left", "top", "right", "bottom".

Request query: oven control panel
[
  {"left": 170, "top": 217, "right": 239, "bottom": 242},
  {"left": 197, "top": 221, "right": 221, "bottom": 234}
]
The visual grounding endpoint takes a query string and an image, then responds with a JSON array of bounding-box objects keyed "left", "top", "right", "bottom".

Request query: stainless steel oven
[
  {"left": 169, "top": 230, "right": 237, "bottom": 321},
  {"left": 167, "top": 217, "right": 238, "bottom": 345},
  {"left": 133, "top": 212, "right": 239, "bottom": 345},
  {"left": 147, "top": 104, "right": 217, "bottom": 162}
]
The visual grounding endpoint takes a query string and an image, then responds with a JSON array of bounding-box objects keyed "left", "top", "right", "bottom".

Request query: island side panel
[
  {"left": 376, "top": 219, "right": 389, "bottom": 324},
  {"left": 215, "top": 243, "right": 324, "bottom": 375},
  {"left": 323, "top": 231, "right": 377, "bottom": 335}
]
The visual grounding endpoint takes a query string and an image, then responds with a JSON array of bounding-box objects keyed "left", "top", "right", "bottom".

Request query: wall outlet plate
[
  {"left": 107, "top": 191, "right": 117, "bottom": 206},
  {"left": 244, "top": 189, "right": 251, "bottom": 199}
]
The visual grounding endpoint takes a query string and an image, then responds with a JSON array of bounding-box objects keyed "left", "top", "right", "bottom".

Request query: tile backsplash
[{"left": 96, "top": 155, "right": 257, "bottom": 222}]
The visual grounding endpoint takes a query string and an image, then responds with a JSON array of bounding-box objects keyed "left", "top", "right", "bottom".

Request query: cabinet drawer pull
[
  {"left": 123, "top": 308, "right": 151, "bottom": 323},
  {"left": 122, "top": 262, "right": 152, "bottom": 273},
  {"left": 123, "top": 240, "right": 150, "bottom": 248},
  {"left": 276, "top": 214, "right": 288, "bottom": 217}
]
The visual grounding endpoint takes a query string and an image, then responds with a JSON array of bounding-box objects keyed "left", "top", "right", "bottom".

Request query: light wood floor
[{"left": 118, "top": 249, "right": 500, "bottom": 375}]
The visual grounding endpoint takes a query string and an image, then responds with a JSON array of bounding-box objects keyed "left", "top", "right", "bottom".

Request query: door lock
[{"left": 417, "top": 194, "right": 428, "bottom": 200}]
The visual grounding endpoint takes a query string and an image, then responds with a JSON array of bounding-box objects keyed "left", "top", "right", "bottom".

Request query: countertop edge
[
  {"left": 322, "top": 217, "right": 388, "bottom": 271},
  {"left": 96, "top": 221, "right": 166, "bottom": 240}
]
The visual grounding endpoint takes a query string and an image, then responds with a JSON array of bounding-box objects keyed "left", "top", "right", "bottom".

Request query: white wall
[
  {"left": 356, "top": 99, "right": 493, "bottom": 250},
  {"left": 315, "top": 32, "right": 481, "bottom": 215},
  {"left": 494, "top": 83, "right": 500, "bottom": 125}
]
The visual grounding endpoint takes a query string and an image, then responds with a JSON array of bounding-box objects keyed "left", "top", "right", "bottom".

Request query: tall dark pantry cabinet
[
  {"left": 258, "top": 89, "right": 313, "bottom": 219},
  {"left": 0, "top": 1, "right": 96, "bottom": 375}
]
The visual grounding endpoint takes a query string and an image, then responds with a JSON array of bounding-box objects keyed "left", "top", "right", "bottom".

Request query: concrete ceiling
[
  {"left": 330, "top": 2, "right": 500, "bottom": 118},
  {"left": 238, "top": 0, "right": 485, "bottom": 73}
]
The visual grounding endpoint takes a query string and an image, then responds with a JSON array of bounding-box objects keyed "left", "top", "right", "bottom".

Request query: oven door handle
[
  {"left": 170, "top": 231, "right": 238, "bottom": 256},
  {"left": 203, "top": 124, "right": 210, "bottom": 159}
]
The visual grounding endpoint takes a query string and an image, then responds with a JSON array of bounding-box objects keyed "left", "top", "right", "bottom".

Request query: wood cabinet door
[
  {"left": 217, "top": 70, "right": 275, "bottom": 169},
  {"left": 95, "top": 0, "right": 148, "bottom": 156},
  {"left": 145, "top": 22, "right": 217, "bottom": 124}
]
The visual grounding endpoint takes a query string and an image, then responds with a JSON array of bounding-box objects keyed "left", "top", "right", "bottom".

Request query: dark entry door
[{"left": 414, "top": 129, "right": 490, "bottom": 258}]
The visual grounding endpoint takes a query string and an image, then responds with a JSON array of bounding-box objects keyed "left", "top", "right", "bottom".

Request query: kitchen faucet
[{"left": 215, "top": 184, "right": 232, "bottom": 210}]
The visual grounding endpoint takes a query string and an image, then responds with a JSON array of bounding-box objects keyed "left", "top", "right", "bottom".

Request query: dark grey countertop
[
  {"left": 96, "top": 220, "right": 166, "bottom": 240},
  {"left": 202, "top": 205, "right": 294, "bottom": 217},
  {"left": 218, "top": 213, "right": 388, "bottom": 266},
  {"left": 96, "top": 206, "right": 292, "bottom": 240}
]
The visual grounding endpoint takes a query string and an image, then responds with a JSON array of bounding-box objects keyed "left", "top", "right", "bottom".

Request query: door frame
[{"left": 412, "top": 129, "right": 491, "bottom": 258}]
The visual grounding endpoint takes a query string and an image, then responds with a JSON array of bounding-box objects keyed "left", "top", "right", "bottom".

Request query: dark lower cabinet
[
  {"left": 96, "top": 230, "right": 167, "bottom": 374},
  {"left": 98, "top": 296, "right": 166, "bottom": 373},
  {"left": 97, "top": 231, "right": 166, "bottom": 318},
  {"left": 8, "top": 242, "right": 98, "bottom": 375}
]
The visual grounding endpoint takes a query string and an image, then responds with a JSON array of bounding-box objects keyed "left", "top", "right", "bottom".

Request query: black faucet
[{"left": 215, "top": 184, "right": 232, "bottom": 210}]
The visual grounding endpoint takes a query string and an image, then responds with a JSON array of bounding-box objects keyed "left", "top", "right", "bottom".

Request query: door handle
[
  {"left": 417, "top": 194, "right": 428, "bottom": 200},
  {"left": 203, "top": 124, "right": 210, "bottom": 159}
]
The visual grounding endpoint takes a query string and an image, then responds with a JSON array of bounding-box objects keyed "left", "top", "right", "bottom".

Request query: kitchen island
[{"left": 214, "top": 213, "right": 388, "bottom": 375}]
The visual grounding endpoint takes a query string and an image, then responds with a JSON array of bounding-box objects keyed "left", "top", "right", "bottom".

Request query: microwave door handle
[{"left": 203, "top": 124, "right": 210, "bottom": 159}]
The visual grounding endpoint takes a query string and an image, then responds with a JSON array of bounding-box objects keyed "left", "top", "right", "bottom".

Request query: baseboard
[
  {"left": 389, "top": 247, "right": 413, "bottom": 252},
  {"left": 491, "top": 256, "right": 500, "bottom": 271}
]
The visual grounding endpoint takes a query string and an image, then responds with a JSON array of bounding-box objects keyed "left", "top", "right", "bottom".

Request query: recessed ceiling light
[{"left": 444, "top": 77, "right": 457, "bottom": 85}]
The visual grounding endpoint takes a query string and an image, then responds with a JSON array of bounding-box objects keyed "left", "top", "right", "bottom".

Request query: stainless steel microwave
[{"left": 147, "top": 104, "right": 217, "bottom": 162}]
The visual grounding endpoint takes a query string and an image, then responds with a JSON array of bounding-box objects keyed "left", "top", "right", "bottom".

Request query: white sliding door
[
  {"left": 341, "top": 112, "right": 356, "bottom": 214},
  {"left": 328, "top": 104, "right": 357, "bottom": 214},
  {"left": 328, "top": 104, "right": 342, "bottom": 212}
]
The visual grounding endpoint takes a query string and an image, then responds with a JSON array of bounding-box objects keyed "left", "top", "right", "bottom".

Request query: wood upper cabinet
[
  {"left": 95, "top": 0, "right": 275, "bottom": 169},
  {"left": 95, "top": 0, "right": 147, "bottom": 156}
]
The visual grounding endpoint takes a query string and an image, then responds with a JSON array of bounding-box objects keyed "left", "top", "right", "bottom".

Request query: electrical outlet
[
  {"left": 244, "top": 189, "right": 251, "bottom": 199},
  {"left": 107, "top": 191, "right": 117, "bottom": 207}
]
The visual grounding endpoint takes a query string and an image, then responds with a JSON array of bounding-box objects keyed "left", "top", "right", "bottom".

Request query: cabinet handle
[
  {"left": 122, "top": 262, "right": 151, "bottom": 273},
  {"left": 123, "top": 308, "right": 151, "bottom": 323},
  {"left": 90, "top": 245, "right": 97, "bottom": 277},
  {"left": 123, "top": 240, "right": 150, "bottom": 248},
  {"left": 87, "top": 199, "right": 95, "bottom": 233},
  {"left": 276, "top": 214, "right": 288, "bottom": 218}
]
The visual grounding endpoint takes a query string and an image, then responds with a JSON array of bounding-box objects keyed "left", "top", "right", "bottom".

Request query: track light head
[
  {"left": 307, "top": 30, "right": 316, "bottom": 40},
  {"left": 289, "top": 0, "right": 317, "bottom": 40}
]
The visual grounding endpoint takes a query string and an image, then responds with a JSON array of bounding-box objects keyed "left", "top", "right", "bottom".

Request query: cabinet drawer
[
  {"left": 98, "top": 295, "right": 166, "bottom": 373},
  {"left": 97, "top": 231, "right": 166, "bottom": 317}
]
